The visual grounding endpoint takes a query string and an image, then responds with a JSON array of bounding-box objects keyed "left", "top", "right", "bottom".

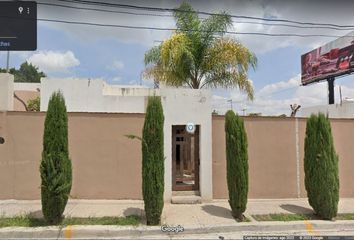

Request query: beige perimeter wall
[
  {"left": 0, "top": 111, "right": 144, "bottom": 200},
  {"left": 1, "top": 112, "right": 354, "bottom": 200},
  {"left": 212, "top": 116, "right": 354, "bottom": 199}
]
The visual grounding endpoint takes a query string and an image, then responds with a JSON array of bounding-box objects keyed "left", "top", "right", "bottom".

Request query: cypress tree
[
  {"left": 142, "top": 96, "right": 164, "bottom": 225},
  {"left": 304, "top": 113, "right": 339, "bottom": 220},
  {"left": 40, "top": 91, "right": 72, "bottom": 224},
  {"left": 225, "top": 110, "right": 249, "bottom": 221}
]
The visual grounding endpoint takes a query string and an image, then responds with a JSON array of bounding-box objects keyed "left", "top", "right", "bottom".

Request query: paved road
[
  {"left": 1, "top": 220, "right": 354, "bottom": 239},
  {"left": 144, "top": 230, "right": 354, "bottom": 240},
  {"left": 2, "top": 229, "right": 354, "bottom": 239}
]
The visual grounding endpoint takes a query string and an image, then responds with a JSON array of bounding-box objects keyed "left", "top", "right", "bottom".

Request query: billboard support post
[{"left": 328, "top": 77, "right": 335, "bottom": 105}]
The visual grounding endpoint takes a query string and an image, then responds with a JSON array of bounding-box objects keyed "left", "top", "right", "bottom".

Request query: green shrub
[
  {"left": 225, "top": 110, "right": 249, "bottom": 221},
  {"left": 304, "top": 113, "right": 339, "bottom": 220},
  {"left": 142, "top": 96, "right": 164, "bottom": 225},
  {"left": 40, "top": 91, "right": 72, "bottom": 224},
  {"left": 27, "top": 96, "right": 40, "bottom": 111}
]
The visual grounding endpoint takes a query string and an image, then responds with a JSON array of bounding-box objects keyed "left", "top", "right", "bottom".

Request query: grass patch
[
  {"left": 0, "top": 216, "right": 47, "bottom": 228},
  {"left": 253, "top": 213, "right": 310, "bottom": 221},
  {"left": 0, "top": 215, "right": 141, "bottom": 228},
  {"left": 335, "top": 214, "right": 354, "bottom": 220},
  {"left": 253, "top": 213, "right": 354, "bottom": 221}
]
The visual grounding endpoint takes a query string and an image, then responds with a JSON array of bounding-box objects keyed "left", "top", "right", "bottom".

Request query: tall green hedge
[
  {"left": 40, "top": 91, "right": 72, "bottom": 224},
  {"left": 142, "top": 96, "right": 164, "bottom": 225},
  {"left": 225, "top": 110, "right": 249, "bottom": 221},
  {"left": 304, "top": 113, "right": 339, "bottom": 220}
]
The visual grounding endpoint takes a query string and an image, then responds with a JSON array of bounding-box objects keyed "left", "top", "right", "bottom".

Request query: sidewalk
[
  {"left": 1, "top": 199, "right": 354, "bottom": 239},
  {"left": 1, "top": 198, "right": 354, "bottom": 226}
]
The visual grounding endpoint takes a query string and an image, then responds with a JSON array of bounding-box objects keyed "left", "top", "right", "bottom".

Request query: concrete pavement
[
  {"left": 1, "top": 198, "right": 354, "bottom": 239},
  {"left": 1, "top": 198, "right": 354, "bottom": 225}
]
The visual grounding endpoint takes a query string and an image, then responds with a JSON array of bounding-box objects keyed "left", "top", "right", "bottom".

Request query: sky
[{"left": 1, "top": 0, "right": 354, "bottom": 116}]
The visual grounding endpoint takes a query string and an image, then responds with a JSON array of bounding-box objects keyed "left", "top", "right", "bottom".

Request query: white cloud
[
  {"left": 257, "top": 75, "right": 300, "bottom": 97},
  {"left": 108, "top": 60, "right": 125, "bottom": 71},
  {"left": 111, "top": 76, "right": 122, "bottom": 82},
  {"left": 27, "top": 50, "right": 80, "bottom": 73},
  {"left": 212, "top": 74, "right": 354, "bottom": 116}
]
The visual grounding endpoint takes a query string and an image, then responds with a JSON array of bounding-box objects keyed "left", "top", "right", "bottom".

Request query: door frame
[{"left": 172, "top": 125, "right": 200, "bottom": 191}]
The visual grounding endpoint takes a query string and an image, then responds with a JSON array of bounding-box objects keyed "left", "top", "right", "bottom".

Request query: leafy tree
[
  {"left": 0, "top": 67, "right": 16, "bottom": 75},
  {"left": 0, "top": 62, "right": 46, "bottom": 82},
  {"left": 144, "top": 2, "right": 257, "bottom": 99},
  {"left": 27, "top": 96, "right": 40, "bottom": 112},
  {"left": 225, "top": 110, "right": 249, "bottom": 221},
  {"left": 142, "top": 96, "right": 164, "bottom": 225},
  {"left": 304, "top": 113, "right": 339, "bottom": 220},
  {"left": 40, "top": 91, "right": 72, "bottom": 224}
]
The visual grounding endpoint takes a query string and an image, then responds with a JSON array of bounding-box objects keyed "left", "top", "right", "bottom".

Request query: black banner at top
[{"left": 0, "top": 1, "right": 37, "bottom": 51}]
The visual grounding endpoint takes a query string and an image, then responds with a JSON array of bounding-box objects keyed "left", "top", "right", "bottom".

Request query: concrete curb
[{"left": 0, "top": 220, "right": 354, "bottom": 238}]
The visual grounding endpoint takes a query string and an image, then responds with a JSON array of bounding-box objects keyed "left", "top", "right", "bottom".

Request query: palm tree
[{"left": 144, "top": 2, "right": 257, "bottom": 99}]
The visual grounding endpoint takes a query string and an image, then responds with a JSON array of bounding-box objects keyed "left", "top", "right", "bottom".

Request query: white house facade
[{"left": 40, "top": 77, "right": 213, "bottom": 202}]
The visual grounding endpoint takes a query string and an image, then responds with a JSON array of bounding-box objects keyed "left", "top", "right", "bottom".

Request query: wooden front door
[{"left": 172, "top": 125, "right": 199, "bottom": 191}]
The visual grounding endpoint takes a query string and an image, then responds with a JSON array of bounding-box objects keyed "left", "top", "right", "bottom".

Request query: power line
[
  {"left": 37, "top": 2, "right": 354, "bottom": 31},
  {"left": 2, "top": 11, "right": 354, "bottom": 38},
  {"left": 38, "top": 2, "right": 173, "bottom": 17},
  {"left": 37, "top": 18, "right": 175, "bottom": 31},
  {"left": 232, "top": 22, "right": 354, "bottom": 31},
  {"left": 35, "top": 18, "right": 354, "bottom": 38},
  {"left": 53, "top": 0, "right": 354, "bottom": 28}
]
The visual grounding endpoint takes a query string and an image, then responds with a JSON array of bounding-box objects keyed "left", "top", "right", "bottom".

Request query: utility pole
[
  {"left": 227, "top": 99, "right": 233, "bottom": 111},
  {"left": 242, "top": 108, "right": 247, "bottom": 116},
  {"left": 6, "top": 51, "right": 10, "bottom": 72},
  {"left": 339, "top": 86, "right": 343, "bottom": 106},
  {"left": 153, "top": 79, "right": 159, "bottom": 89}
]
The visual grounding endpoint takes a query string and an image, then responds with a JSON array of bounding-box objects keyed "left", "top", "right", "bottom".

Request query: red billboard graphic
[{"left": 301, "top": 31, "right": 354, "bottom": 85}]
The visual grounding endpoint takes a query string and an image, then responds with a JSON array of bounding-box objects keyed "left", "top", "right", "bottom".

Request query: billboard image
[{"left": 301, "top": 31, "right": 354, "bottom": 85}]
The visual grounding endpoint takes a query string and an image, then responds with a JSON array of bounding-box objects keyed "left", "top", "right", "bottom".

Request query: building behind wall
[
  {"left": 39, "top": 77, "right": 213, "bottom": 202},
  {"left": 300, "top": 99, "right": 354, "bottom": 118},
  {"left": 40, "top": 78, "right": 153, "bottom": 113},
  {"left": 0, "top": 74, "right": 14, "bottom": 111},
  {"left": 0, "top": 73, "right": 40, "bottom": 112}
]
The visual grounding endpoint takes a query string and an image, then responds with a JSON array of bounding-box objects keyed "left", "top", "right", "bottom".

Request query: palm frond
[
  {"left": 201, "top": 12, "right": 232, "bottom": 42},
  {"left": 144, "top": 45, "right": 161, "bottom": 65},
  {"left": 174, "top": 2, "right": 201, "bottom": 35},
  {"left": 142, "top": 2, "right": 257, "bottom": 95},
  {"left": 200, "top": 38, "right": 256, "bottom": 99},
  {"left": 160, "top": 33, "right": 195, "bottom": 86}
]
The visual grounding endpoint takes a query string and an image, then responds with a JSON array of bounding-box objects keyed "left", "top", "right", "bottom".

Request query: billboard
[{"left": 301, "top": 31, "right": 354, "bottom": 85}]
